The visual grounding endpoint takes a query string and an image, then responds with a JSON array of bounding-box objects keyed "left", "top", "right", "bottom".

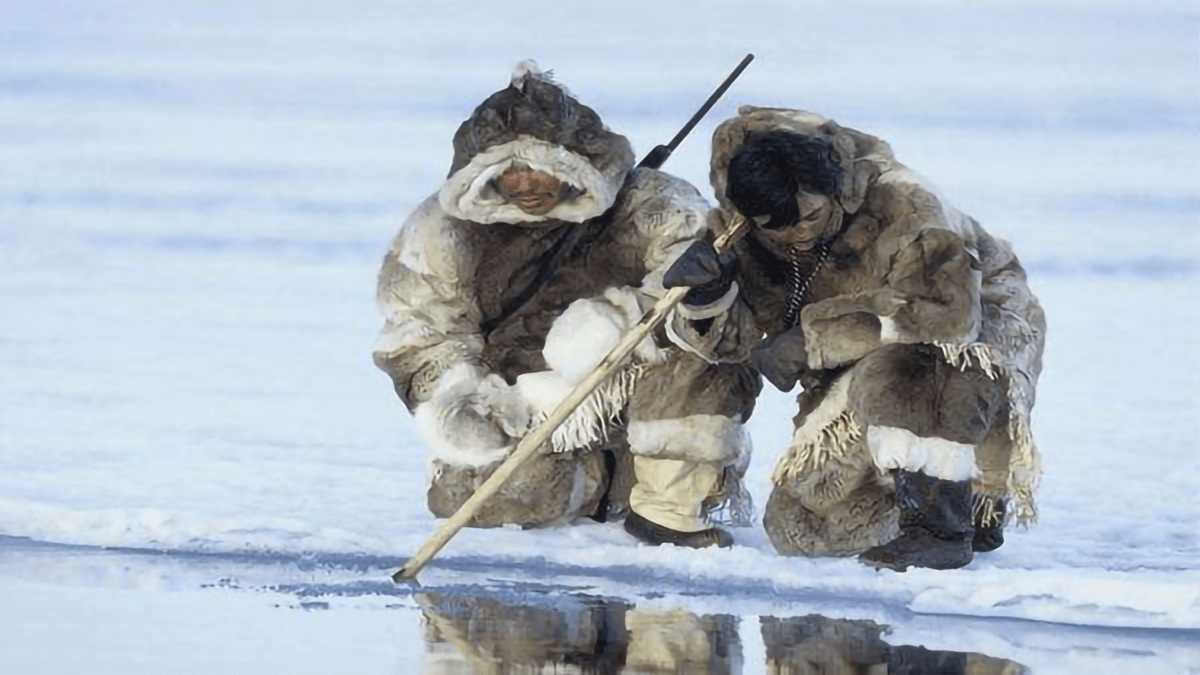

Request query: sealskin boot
[
  {"left": 859, "top": 469, "right": 974, "bottom": 572},
  {"left": 623, "top": 511, "right": 733, "bottom": 549},
  {"left": 972, "top": 498, "right": 1006, "bottom": 553}
]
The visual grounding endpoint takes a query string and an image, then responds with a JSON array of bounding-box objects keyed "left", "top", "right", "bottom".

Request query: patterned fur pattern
[
  {"left": 709, "top": 107, "right": 1046, "bottom": 556},
  {"left": 374, "top": 63, "right": 759, "bottom": 527},
  {"left": 427, "top": 449, "right": 609, "bottom": 528}
]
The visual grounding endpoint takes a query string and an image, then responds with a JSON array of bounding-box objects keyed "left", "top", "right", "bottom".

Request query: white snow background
[{"left": 1, "top": 0, "right": 1197, "bottom": 673}]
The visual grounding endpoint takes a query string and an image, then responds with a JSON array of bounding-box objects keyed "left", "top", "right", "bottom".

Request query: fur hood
[
  {"left": 375, "top": 96, "right": 754, "bottom": 473},
  {"left": 439, "top": 61, "right": 635, "bottom": 225},
  {"left": 710, "top": 106, "right": 893, "bottom": 220}
]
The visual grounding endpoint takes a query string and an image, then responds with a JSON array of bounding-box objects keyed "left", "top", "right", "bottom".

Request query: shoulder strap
[{"left": 480, "top": 171, "right": 635, "bottom": 337}]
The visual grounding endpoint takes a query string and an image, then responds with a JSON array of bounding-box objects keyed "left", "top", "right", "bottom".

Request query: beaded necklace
[{"left": 783, "top": 239, "right": 833, "bottom": 329}]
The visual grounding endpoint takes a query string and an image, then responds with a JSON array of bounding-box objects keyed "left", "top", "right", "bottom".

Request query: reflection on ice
[
  {"left": 416, "top": 588, "right": 1027, "bottom": 675},
  {"left": 418, "top": 591, "right": 633, "bottom": 674},
  {"left": 762, "top": 615, "right": 1025, "bottom": 675},
  {"left": 1, "top": 538, "right": 1196, "bottom": 674}
]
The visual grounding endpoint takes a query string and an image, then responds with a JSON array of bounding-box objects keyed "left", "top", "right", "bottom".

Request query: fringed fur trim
[
  {"left": 704, "top": 468, "right": 755, "bottom": 528},
  {"left": 1005, "top": 414, "right": 1042, "bottom": 525},
  {"left": 772, "top": 373, "right": 863, "bottom": 485},
  {"left": 514, "top": 285, "right": 669, "bottom": 453},
  {"left": 936, "top": 341, "right": 1002, "bottom": 381},
  {"left": 972, "top": 493, "right": 1005, "bottom": 528},
  {"left": 938, "top": 341, "right": 1041, "bottom": 525},
  {"left": 518, "top": 365, "right": 644, "bottom": 454},
  {"left": 440, "top": 136, "right": 622, "bottom": 225}
]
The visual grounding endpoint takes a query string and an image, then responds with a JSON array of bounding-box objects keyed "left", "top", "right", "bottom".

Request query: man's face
[
  {"left": 496, "top": 166, "right": 565, "bottom": 215},
  {"left": 750, "top": 190, "right": 836, "bottom": 251}
]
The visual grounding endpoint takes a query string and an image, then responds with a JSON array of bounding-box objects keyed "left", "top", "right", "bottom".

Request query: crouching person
[
  {"left": 669, "top": 106, "right": 1046, "bottom": 570},
  {"left": 372, "top": 62, "right": 759, "bottom": 545}
]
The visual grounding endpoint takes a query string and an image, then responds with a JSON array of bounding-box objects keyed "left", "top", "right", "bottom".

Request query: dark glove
[
  {"left": 663, "top": 241, "right": 736, "bottom": 307},
  {"left": 752, "top": 326, "right": 809, "bottom": 392}
]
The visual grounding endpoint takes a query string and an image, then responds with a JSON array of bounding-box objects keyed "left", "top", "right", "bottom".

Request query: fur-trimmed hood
[
  {"left": 439, "top": 60, "right": 635, "bottom": 225},
  {"left": 710, "top": 106, "right": 893, "bottom": 220},
  {"left": 714, "top": 107, "right": 1047, "bottom": 527}
]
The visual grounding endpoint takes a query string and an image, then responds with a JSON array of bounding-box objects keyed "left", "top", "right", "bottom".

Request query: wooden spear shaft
[{"left": 392, "top": 215, "right": 749, "bottom": 582}]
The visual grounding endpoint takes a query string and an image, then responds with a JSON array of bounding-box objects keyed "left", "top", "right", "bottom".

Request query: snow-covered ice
[{"left": 1, "top": 0, "right": 1197, "bottom": 673}]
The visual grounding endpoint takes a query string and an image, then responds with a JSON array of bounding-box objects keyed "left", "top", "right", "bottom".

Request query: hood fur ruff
[
  {"left": 710, "top": 106, "right": 892, "bottom": 218},
  {"left": 439, "top": 135, "right": 625, "bottom": 224},
  {"left": 441, "top": 60, "right": 634, "bottom": 225}
]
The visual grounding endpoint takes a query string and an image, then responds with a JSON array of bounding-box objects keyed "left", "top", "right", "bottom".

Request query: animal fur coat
[
  {"left": 708, "top": 107, "right": 1046, "bottom": 555},
  {"left": 373, "top": 63, "right": 758, "bottom": 527}
]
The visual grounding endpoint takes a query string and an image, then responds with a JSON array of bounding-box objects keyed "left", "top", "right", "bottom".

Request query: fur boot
[
  {"left": 623, "top": 511, "right": 733, "bottom": 548},
  {"left": 859, "top": 469, "right": 974, "bottom": 571}
]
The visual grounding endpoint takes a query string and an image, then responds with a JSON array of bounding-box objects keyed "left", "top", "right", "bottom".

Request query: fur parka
[
  {"left": 373, "top": 63, "right": 758, "bottom": 526},
  {"left": 709, "top": 107, "right": 1046, "bottom": 555}
]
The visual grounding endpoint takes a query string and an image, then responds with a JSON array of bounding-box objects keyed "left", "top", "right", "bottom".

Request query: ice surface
[{"left": 1, "top": 0, "right": 1197, "bottom": 672}]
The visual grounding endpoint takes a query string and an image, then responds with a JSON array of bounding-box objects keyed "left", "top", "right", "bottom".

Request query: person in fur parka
[
  {"left": 372, "top": 62, "right": 760, "bottom": 545},
  {"left": 671, "top": 106, "right": 1046, "bottom": 570}
]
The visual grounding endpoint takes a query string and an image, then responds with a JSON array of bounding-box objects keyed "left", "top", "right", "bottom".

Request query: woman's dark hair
[{"left": 725, "top": 131, "right": 842, "bottom": 230}]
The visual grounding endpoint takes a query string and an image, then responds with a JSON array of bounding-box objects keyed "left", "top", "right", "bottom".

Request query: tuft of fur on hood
[{"left": 439, "top": 60, "right": 635, "bottom": 225}]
